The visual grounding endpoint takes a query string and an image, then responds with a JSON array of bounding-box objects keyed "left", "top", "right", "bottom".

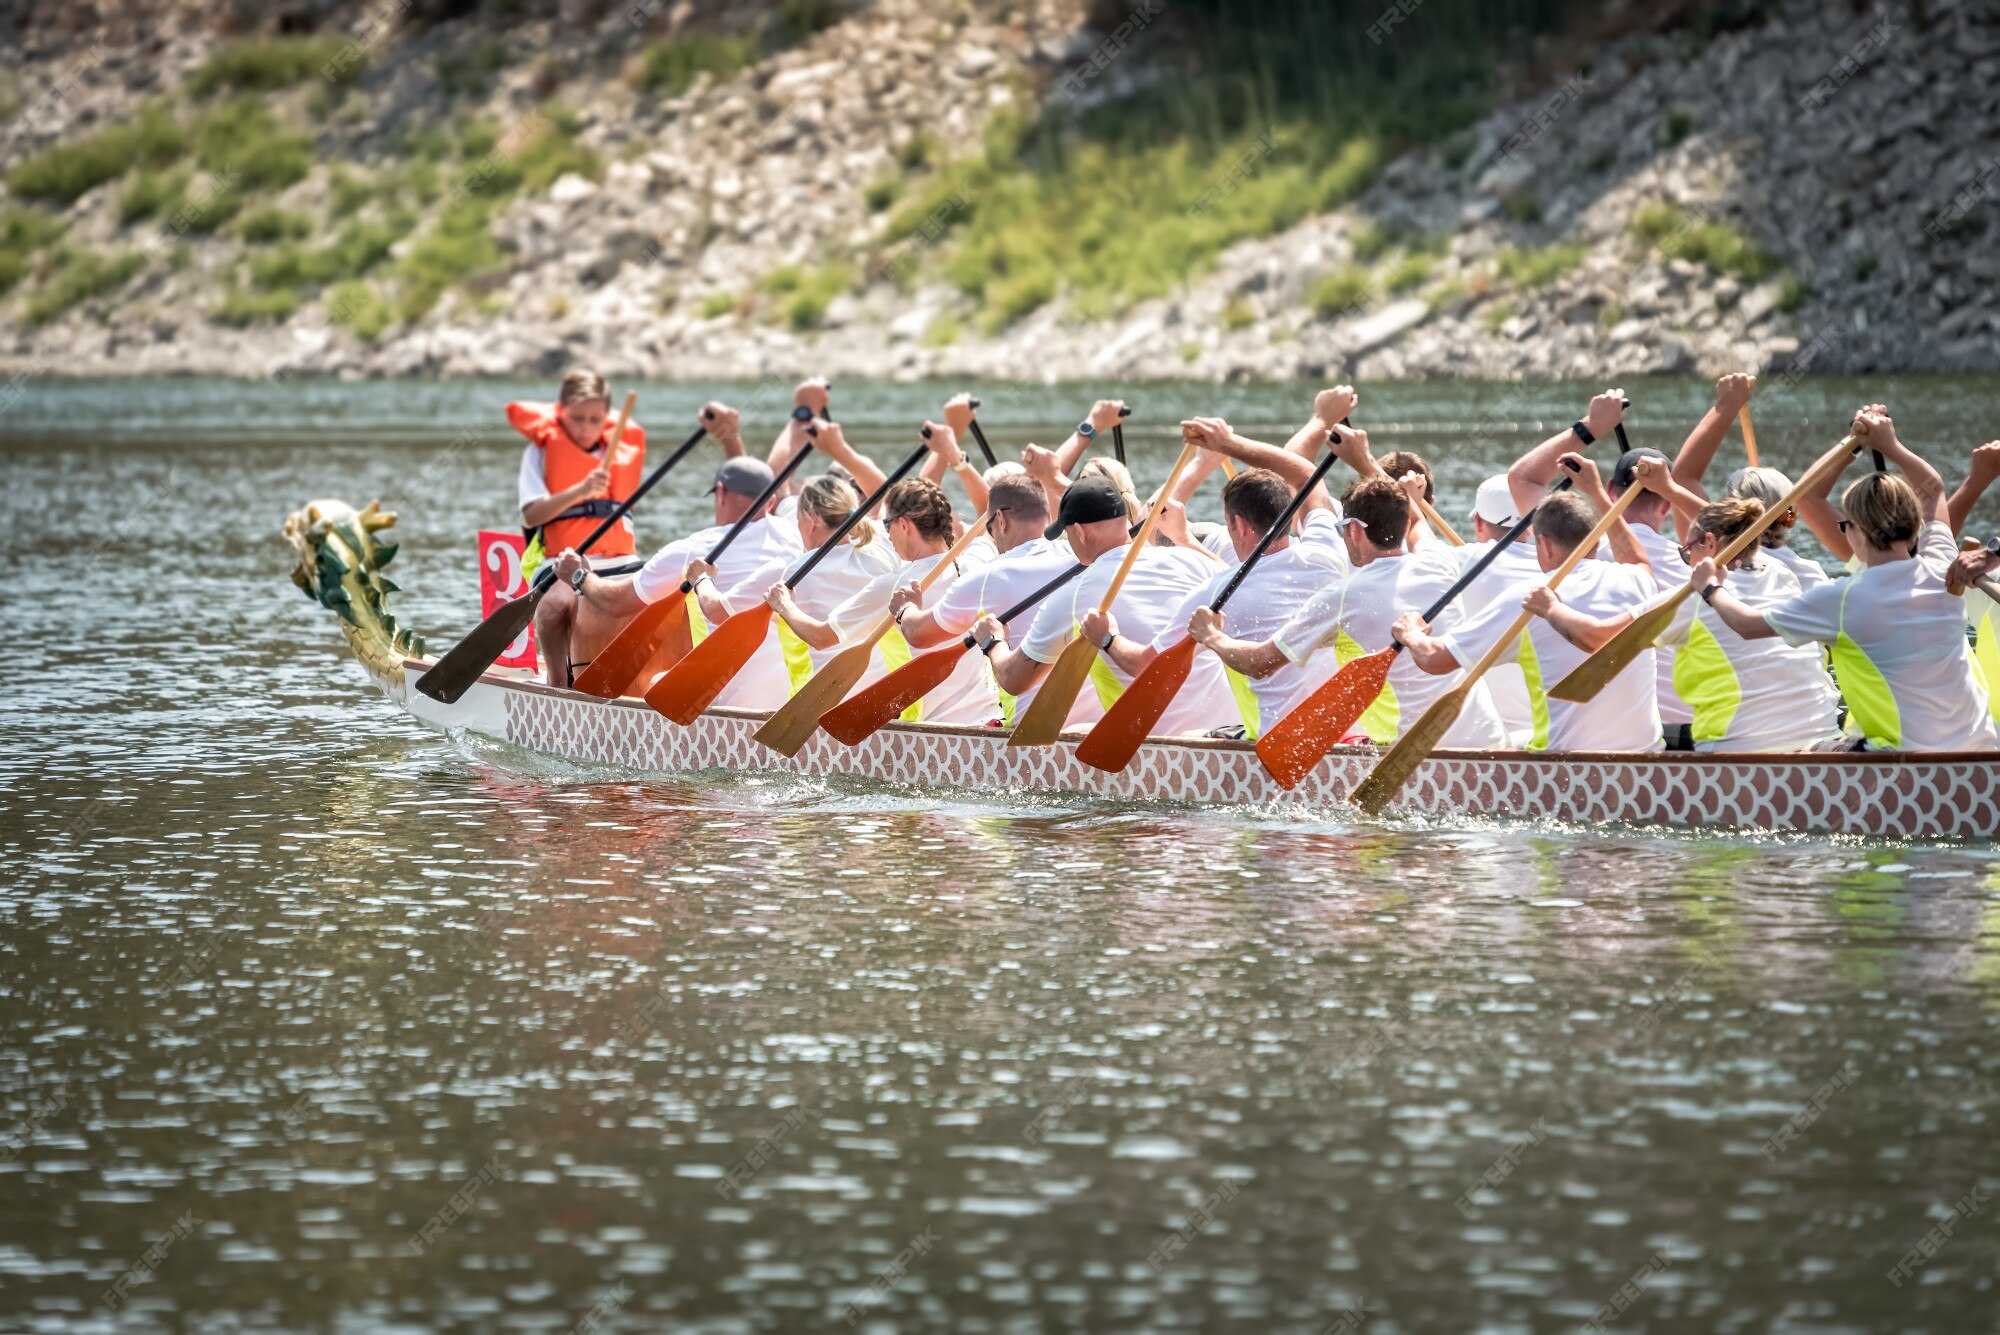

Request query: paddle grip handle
[
  {"left": 692, "top": 439, "right": 816, "bottom": 582},
  {"left": 786, "top": 441, "right": 929, "bottom": 589},
  {"left": 967, "top": 419, "right": 999, "bottom": 469},
  {"left": 1210, "top": 448, "right": 1342, "bottom": 614},
  {"left": 1112, "top": 423, "right": 1126, "bottom": 466}
]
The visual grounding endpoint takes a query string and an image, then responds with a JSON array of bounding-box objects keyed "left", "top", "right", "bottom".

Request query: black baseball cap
[
  {"left": 1045, "top": 476, "right": 1127, "bottom": 540},
  {"left": 1610, "top": 447, "right": 1669, "bottom": 492}
]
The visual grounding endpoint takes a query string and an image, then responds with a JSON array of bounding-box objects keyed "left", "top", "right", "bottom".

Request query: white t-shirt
[
  {"left": 518, "top": 442, "right": 634, "bottom": 550},
  {"left": 1762, "top": 542, "right": 1833, "bottom": 588},
  {"left": 1763, "top": 521, "right": 1997, "bottom": 751},
  {"left": 1444, "top": 558, "right": 1662, "bottom": 751},
  {"left": 1274, "top": 544, "right": 1507, "bottom": 749},
  {"left": 738, "top": 537, "right": 897, "bottom": 682},
  {"left": 1629, "top": 519, "right": 1693, "bottom": 727},
  {"left": 1150, "top": 533, "right": 1351, "bottom": 737},
  {"left": 830, "top": 553, "right": 1001, "bottom": 726},
  {"left": 928, "top": 536, "right": 1079, "bottom": 721},
  {"left": 1455, "top": 537, "right": 1543, "bottom": 741},
  {"left": 1652, "top": 558, "right": 1841, "bottom": 751},
  {"left": 632, "top": 515, "right": 803, "bottom": 710},
  {"left": 1020, "top": 542, "right": 1235, "bottom": 735}
]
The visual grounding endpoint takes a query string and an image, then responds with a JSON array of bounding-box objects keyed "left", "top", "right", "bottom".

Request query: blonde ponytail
[{"left": 798, "top": 475, "right": 879, "bottom": 548}]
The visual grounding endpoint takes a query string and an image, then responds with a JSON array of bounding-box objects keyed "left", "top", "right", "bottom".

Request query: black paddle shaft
[
  {"left": 785, "top": 440, "right": 930, "bottom": 589},
  {"left": 678, "top": 441, "right": 817, "bottom": 594},
  {"left": 965, "top": 398, "right": 999, "bottom": 469},
  {"left": 528, "top": 425, "right": 708, "bottom": 592}
]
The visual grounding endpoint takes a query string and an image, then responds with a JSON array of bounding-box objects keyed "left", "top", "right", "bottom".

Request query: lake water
[{"left": 4, "top": 376, "right": 1999, "bottom": 1333}]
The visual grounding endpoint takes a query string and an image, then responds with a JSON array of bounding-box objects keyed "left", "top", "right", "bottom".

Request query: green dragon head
[{"left": 284, "top": 498, "right": 423, "bottom": 683}]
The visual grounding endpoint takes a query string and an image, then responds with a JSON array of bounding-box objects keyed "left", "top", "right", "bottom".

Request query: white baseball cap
[{"left": 1472, "top": 474, "right": 1518, "bottom": 526}]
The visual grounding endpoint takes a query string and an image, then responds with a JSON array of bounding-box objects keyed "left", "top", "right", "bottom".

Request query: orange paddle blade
[
  {"left": 573, "top": 592, "right": 688, "bottom": 698},
  {"left": 1255, "top": 647, "right": 1395, "bottom": 789},
  {"left": 819, "top": 641, "right": 969, "bottom": 745},
  {"left": 643, "top": 603, "right": 774, "bottom": 725},
  {"left": 1075, "top": 637, "right": 1196, "bottom": 773}
]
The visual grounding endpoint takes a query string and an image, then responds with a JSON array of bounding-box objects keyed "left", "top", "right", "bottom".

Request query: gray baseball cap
[{"left": 712, "top": 456, "right": 775, "bottom": 498}]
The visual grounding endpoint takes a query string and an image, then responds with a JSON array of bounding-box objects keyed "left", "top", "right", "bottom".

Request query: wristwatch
[
  {"left": 569, "top": 567, "right": 589, "bottom": 594},
  {"left": 1699, "top": 582, "right": 1720, "bottom": 604},
  {"left": 1571, "top": 420, "right": 1596, "bottom": 446},
  {"left": 1076, "top": 422, "right": 1097, "bottom": 441},
  {"left": 1098, "top": 630, "right": 1116, "bottom": 651}
]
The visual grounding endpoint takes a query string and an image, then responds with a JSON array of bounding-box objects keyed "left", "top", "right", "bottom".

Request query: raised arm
[
  {"left": 1180, "top": 416, "right": 1318, "bottom": 491},
  {"left": 1290, "top": 384, "right": 1358, "bottom": 458},
  {"left": 1045, "top": 398, "right": 1128, "bottom": 481},
  {"left": 1631, "top": 455, "right": 1709, "bottom": 541},
  {"left": 1567, "top": 452, "right": 1650, "bottom": 570},
  {"left": 1946, "top": 441, "right": 2000, "bottom": 536},
  {"left": 808, "top": 420, "right": 888, "bottom": 503},
  {"left": 1863, "top": 408, "right": 1947, "bottom": 527},
  {"left": 1510, "top": 389, "right": 1625, "bottom": 518},
  {"left": 1670, "top": 373, "right": 1755, "bottom": 500},
  {"left": 1797, "top": 437, "right": 1858, "bottom": 562},
  {"left": 936, "top": 396, "right": 991, "bottom": 512}
]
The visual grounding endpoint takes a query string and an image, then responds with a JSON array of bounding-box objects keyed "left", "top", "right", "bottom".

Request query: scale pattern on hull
[{"left": 483, "top": 672, "right": 2000, "bottom": 838}]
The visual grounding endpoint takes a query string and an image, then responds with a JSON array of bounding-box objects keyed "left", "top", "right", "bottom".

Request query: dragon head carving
[{"left": 284, "top": 498, "right": 423, "bottom": 683}]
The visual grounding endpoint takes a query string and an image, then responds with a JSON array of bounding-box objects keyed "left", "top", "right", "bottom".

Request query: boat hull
[{"left": 381, "top": 659, "right": 2000, "bottom": 839}]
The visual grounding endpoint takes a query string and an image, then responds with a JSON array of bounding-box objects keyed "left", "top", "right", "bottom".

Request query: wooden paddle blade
[
  {"left": 1547, "top": 596, "right": 1681, "bottom": 704},
  {"left": 753, "top": 642, "right": 874, "bottom": 756},
  {"left": 1007, "top": 635, "right": 1099, "bottom": 746},
  {"left": 413, "top": 587, "right": 543, "bottom": 703},
  {"left": 820, "top": 642, "right": 969, "bottom": 745},
  {"left": 643, "top": 604, "right": 774, "bottom": 725},
  {"left": 1255, "top": 647, "right": 1395, "bottom": 789},
  {"left": 1349, "top": 685, "right": 1468, "bottom": 816},
  {"left": 1075, "top": 637, "right": 1196, "bottom": 773},
  {"left": 573, "top": 592, "right": 689, "bottom": 698}
]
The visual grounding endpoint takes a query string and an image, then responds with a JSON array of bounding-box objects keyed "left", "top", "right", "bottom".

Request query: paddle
[
  {"left": 572, "top": 427, "right": 817, "bottom": 698},
  {"left": 645, "top": 433, "right": 934, "bottom": 725},
  {"left": 965, "top": 400, "right": 999, "bottom": 469},
  {"left": 1008, "top": 439, "right": 1203, "bottom": 747},
  {"left": 819, "top": 559, "right": 1091, "bottom": 746},
  {"left": 1255, "top": 465, "right": 1584, "bottom": 789},
  {"left": 1740, "top": 405, "right": 1760, "bottom": 468},
  {"left": 1075, "top": 443, "right": 1345, "bottom": 773},
  {"left": 1544, "top": 423, "right": 1875, "bottom": 708},
  {"left": 753, "top": 511, "right": 994, "bottom": 756},
  {"left": 417, "top": 394, "right": 659, "bottom": 704},
  {"left": 1112, "top": 420, "right": 1127, "bottom": 466},
  {"left": 1349, "top": 479, "right": 1653, "bottom": 816}
]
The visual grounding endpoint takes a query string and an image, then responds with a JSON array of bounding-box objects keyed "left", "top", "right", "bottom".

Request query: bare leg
[
  {"left": 570, "top": 598, "right": 633, "bottom": 675},
  {"left": 535, "top": 583, "right": 578, "bottom": 687}
]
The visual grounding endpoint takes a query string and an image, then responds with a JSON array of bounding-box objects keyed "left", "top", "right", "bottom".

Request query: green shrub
[
  {"left": 1500, "top": 188, "right": 1542, "bottom": 224},
  {"left": 1495, "top": 242, "right": 1583, "bottom": 288},
  {"left": 391, "top": 199, "right": 503, "bottom": 322},
  {"left": 195, "top": 97, "right": 313, "bottom": 192},
  {"left": 1598, "top": 300, "right": 1625, "bottom": 329},
  {"left": 759, "top": 264, "right": 805, "bottom": 294},
  {"left": 773, "top": 0, "right": 840, "bottom": 45},
  {"left": 0, "top": 253, "right": 24, "bottom": 297},
  {"left": 2, "top": 208, "right": 65, "bottom": 254},
  {"left": 1662, "top": 109, "right": 1694, "bottom": 146},
  {"left": 898, "top": 129, "right": 934, "bottom": 172},
  {"left": 1776, "top": 272, "right": 1808, "bottom": 312},
  {"left": 983, "top": 258, "right": 1056, "bottom": 330},
  {"left": 863, "top": 175, "right": 900, "bottom": 212},
  {"left": 1480, "top": 299, "right": 1513, "bottom": 332},
  {"left": 24, "top": 248, "right": 144, "bottom": 324},
  {"left": 921, "top": 314, "right": 961, "bottom": 347},
  {"left": 1220, "top": 296, "right": 1256, "bottom": 330},
  {"left": 1308, "top": 265, "right": 1373, "bottom": 318},
  {"left": 438, "top": 38, "right": 512, "bottom": 99},
  {"left": 778, "top": 262, "right": 853, "bottom": 330},
  {"left": 235, "top": 206, "right": 313, "bottom": 244},
  {"left": 1349, "top": 221, "right": 1392, "bottom": 262},
  {"left": 7, "top": 105, "right": 184, "bottom": 203},
  {"left": 212, "top": 284, "right": 300, "bottom": 325},
  {"left": 1384, "top": 252, "right": 1434, "bottom": 293},
  {"left": 635, "top": 32, "right": 757, "bottom": 97},
  {"left": 698, "top": 290, "right": 736, "bottom": 319},
  {"left": 189, "top": 36, "right": 358, "bottom": 95},
  {"left": 327, "top": 281, "right": 397, "bottom": 341},
  {"left": 117, "top": 168, "right": 188, "bottom": 223},
  {"left": 328, "top": 167, "right": 372, "bottom": 217}
]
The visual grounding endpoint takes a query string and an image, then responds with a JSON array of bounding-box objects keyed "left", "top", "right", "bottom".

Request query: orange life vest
[{"left": 507, "top": 401, "right": 646, "bottom": 559}]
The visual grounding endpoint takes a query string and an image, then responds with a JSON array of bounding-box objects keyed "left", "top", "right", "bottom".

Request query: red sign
[{"left": 477, "top": 530, "right": 539, "bottom": 670}]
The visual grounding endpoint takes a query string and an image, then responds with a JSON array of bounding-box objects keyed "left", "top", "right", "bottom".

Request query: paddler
[
  {"left": 1690, "top": 409, "right": 1997, "bottom": 752},
  {"left": 511, "top": 368, "right": 646, "bottom": 582},
  {"left": 543, "top": 402, "right": 801, "bottom": 697}
]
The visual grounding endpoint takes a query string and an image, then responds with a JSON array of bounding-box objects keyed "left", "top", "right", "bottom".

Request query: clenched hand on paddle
[
  {"left": 417, "top": 393, "right": 693, "bottom": 704},
  {"left": 645, "top": 423, "right": 936, "bottom": 726}
]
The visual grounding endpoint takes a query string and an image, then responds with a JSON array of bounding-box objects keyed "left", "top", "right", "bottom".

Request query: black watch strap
[
  {"left": 1700, "top": 582, "right": 1720, "bottom": 604},
  {"left": 1571, "top": 420, "right": 1595, "bottom": 446}
]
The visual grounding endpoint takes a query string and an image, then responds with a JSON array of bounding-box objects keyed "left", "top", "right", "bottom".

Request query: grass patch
[
  {"left": 189, "top": 36, "right": 359, "bottom": 95},
  {"left": 250, "top": 216, "right": 405, "bottom": 291},
  {"left": 1598, "top": 300, "right": 1625, "bottom": 329},
  {"left": 327, "top": 281, "right": 397, "bottom": 341},
  {"left": 1480, "top": 299, "right": 1513, "bottom": 333},
  {"left": 921, "top": 313, "right": 961, "bottom": 347},
  {"left": 117, "top": 168, "right": 187, "bottom": 223},
  {"left": 212, "top": 284, "right": 300, "bottom": 325},
  {"left": 438, "top": 37, "right": 513, "bottom": 98},
  {"left": 1500, "top": 188, "right": 1541, "bottom": 224},
  {"left": 635, "top": 32, "right": 758, "bottom": 97},
  {"left": 391, "top": 199, "right": 503, "bottom": 323},
  {"left": 698, "top": 291, "right": 736, "bottom": 319},
  {"left": 1309, "top": 265, "right": 1373, "bottom": 319},
  {"left": 1661, "top": 109, "right": 1695, "bottom": 146},
  {"left": 23, "top": 247, "right": 144, "bottom": 324},
  {"left": 1495, "top": 241, "right": 1584, "bottom": 289},
  {"left": 1776, "top": 273, "right": 1808, "bottom": 312},
  {"left": 765, "top": 261, "right": 851, "bottom": 330},
  {"left": 1629, "top": 202, "right": 1777, "bottom": 281},
  {"left": 864, "top": 175, "right": 900, "bottom": 212},
  {"left": 1220, "top": 296, "right": 1256, "bottom": 330},
  {"left": 235, "top": 206, "right": 314, "bottom": 244},
  {"left": 329, "top": 167, "right": 372, "bottom": 217},
  {"left": 7, "top": 104, "right": 184, "bottom": 204},
  {"left": 195, "top": 97, "right": 314, "bottom": 192},
  {"left": 1349, "top": 221, "right": 1393, "bottom": 262},
  {"left": 1384, "top": 252, "right": 1434, "bottom": 293}
]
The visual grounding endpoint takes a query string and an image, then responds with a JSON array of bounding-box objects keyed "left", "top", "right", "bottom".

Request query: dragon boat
[{"left": 287, "top": 498, "right": 2000, "bottom": 840}]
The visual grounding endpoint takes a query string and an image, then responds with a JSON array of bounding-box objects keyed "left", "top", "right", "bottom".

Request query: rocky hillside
[{"left": 1, "top": 0, "right": 1995, "bottom": 382}]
